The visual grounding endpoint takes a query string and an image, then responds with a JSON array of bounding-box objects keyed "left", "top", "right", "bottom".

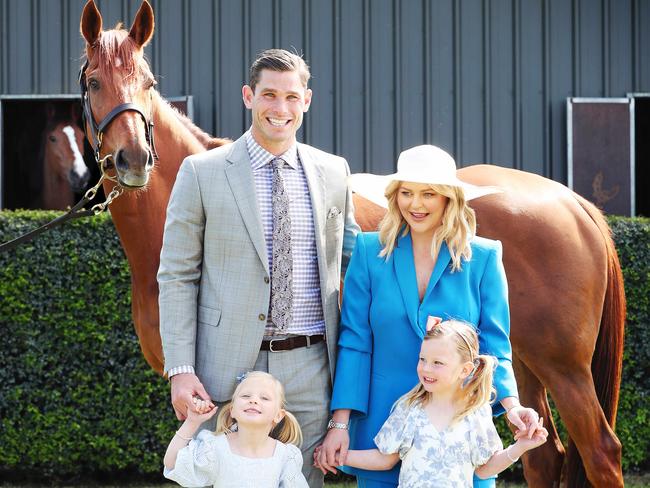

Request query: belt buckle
[{"left": 268, "top": 338, "right": 280, "bottom": 353}]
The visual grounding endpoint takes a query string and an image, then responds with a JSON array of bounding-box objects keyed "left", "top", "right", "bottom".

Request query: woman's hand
[
  {"left": 506, "top": 404, "right": 541, "bottom": 439},
  {"left": 318, "top": 427, "right": 350, "bottom": 474}
]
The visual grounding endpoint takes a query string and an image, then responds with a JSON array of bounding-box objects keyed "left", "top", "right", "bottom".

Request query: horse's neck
[
  {"left": 172, "top": 105, "right": 229, "bottom": 149},
  {"left": 106, "top": 92, "right": 208, "bottom": 283},
  {"left": 42, "top": 161, "right": 73, "bottom": 210}
]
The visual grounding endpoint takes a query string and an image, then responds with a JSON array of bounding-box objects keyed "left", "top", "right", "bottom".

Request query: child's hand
[
  {"left": 185, "top": 396, "right": 218, "bottom": 424},
  {"left": 313, "top": 445, "right": 327, "bottom": 475},
  {"left": 514, "top": 418, "right": 548, "bottom": 451}
]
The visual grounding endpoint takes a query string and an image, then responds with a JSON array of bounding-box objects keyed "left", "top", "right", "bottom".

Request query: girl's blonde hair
[
  {"left": 378, "top": 181, "right": 476, "bottom": 271},
  {"left": 400, "top": 320, "right": 496, "bottom": 423},
  {"left": 214, "top": 371, "right": 303, "bottom": 446}
]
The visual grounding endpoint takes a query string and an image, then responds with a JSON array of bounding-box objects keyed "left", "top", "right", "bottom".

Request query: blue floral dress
[{"left": 374, "top": 401, "right": 503, "bottom": 487}]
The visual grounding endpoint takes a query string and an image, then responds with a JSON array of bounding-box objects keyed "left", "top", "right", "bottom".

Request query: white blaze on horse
[
  {"left": 41, "top": 103, "right": 90, "bottom": 210},
  {"left": 78, "top": 1, "right": 625, "bottom": 487}
]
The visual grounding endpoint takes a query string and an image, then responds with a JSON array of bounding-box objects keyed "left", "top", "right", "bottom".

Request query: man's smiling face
[{"left": 243, "top": 69, "right": 312, "bottom": 155}]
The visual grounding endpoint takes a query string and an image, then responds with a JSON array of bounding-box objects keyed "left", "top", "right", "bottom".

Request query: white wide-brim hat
[{"left": 348, "top": 144, "right": 501, "bottom": 208}]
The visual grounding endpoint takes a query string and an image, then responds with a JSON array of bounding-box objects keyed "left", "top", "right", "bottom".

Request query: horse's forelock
[{"left": 93, "top": 28, "right": 150, "bottom": 87}]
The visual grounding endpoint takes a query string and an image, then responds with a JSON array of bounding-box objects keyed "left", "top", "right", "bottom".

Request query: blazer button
[
  {"left": 264, "top": 277, "right": 270, "bottom": 284},
  {"left": 259, "top": 313, "right": 266, "bottom": 321}
]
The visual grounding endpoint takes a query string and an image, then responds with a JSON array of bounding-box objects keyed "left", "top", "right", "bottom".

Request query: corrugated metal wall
[{"left": 1, "top": 0, "right": 649, "bottom": 182}]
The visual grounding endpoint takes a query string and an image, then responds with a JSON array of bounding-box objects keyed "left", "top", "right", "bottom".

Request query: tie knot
[{"left": 272, "top": 157, "right": 286, "bottom": 169}]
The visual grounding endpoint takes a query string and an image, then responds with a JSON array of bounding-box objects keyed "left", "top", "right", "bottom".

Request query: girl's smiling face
[
  {"left": 231, "top": 376, "right": 285, "bottom": 429},
  {"left": 417, "top": 337, "right": 473, "bottom": 395}
]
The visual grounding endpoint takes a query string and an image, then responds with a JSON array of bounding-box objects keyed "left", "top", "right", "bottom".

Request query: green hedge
[
  {"left": 0, "top": 211, "right": 174, "bottom": 482},
  {"left": 0, "top": 211, "right": 648, "bottom": 481}
]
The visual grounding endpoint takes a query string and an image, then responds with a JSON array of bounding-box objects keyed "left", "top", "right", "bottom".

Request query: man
[{"left": 158, "top": 49, "right": 359, "bottom": 487}]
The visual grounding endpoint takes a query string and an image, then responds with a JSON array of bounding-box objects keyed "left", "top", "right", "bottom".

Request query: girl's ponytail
[
  {"left": 271, "top": 410, "right": 303, "bottom": 447},
  {"left": 456, "top": 353, "right": 496, "bottom": 421}
]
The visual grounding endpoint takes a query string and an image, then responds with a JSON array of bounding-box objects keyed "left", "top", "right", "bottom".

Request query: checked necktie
[{"left": 270, "top": 157, "right": 293, "bottom": 331}]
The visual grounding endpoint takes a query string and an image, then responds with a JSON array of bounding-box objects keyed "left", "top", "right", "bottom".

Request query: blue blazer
[{"left": 330, "top": 231, "right": 518, "bottom": 483}]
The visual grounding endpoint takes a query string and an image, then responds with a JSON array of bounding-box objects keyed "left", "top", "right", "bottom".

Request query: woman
[{"left": 318, "top": 145, "right": 540, "bottom": 488}]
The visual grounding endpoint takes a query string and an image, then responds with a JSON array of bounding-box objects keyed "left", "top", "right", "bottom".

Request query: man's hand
[
  {"left": 318, "top": 427, "right": 350, "bottom": 474},
  {"left": 170, "top": 373, "right": 213, "bottom": 420}
]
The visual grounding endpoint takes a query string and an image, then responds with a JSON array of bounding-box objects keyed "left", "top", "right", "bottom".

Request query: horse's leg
[
  {"left": 512, "top": 355, "right": 564, "bottom": 488},
  {"left": 542, "top": 367, "right": 622, "bottom": 488},
  {"left": 131, "top": 275, "right": 164, "bottom": 374}
]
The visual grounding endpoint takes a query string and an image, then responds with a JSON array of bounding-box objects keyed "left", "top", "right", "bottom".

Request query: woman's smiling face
[{"left": 396, "top": 182, "right": 449, "bottom": 237}]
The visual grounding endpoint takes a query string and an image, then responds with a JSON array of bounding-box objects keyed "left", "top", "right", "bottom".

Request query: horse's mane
[{"left": 166, "top": 103, "right": 231, "bottom": 149}]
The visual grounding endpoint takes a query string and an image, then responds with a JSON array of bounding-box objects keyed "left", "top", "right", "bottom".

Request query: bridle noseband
[{"left": 78, "top": 59, "right": 159, "bottom": 172}]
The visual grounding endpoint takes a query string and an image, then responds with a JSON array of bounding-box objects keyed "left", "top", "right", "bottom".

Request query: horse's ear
[
  {"left": 129, "top": 0, "right": 155, "bottom": 48},
  {"left": 80, "top": 0, "right": 102, "bottom": 46}
]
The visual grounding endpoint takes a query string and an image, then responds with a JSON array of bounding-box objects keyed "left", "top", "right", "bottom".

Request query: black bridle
[{"left": 78, "top": 59, "right": 159, "bottom": 167}]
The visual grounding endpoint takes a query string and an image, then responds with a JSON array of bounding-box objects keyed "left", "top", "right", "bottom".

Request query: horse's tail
[{"left": 567, "top": 193, "right": 626, "bottom": 487}]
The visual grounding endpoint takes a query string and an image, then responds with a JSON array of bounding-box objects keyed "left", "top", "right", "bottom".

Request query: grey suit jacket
[{"left": 158, "top": 135, "right": 359, "bottom": 402}]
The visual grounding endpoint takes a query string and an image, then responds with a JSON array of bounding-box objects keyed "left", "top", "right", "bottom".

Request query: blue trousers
[{"left": 356, "top": 474, "right": 497, "bottom": 487}]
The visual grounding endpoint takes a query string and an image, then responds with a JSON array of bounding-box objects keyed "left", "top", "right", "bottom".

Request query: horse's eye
[
  {"left": 48, "top": 135, "right": 57, "bottom": 142},
  {"left": 88, "top": 79, "right": 100, "bottom": 91}
]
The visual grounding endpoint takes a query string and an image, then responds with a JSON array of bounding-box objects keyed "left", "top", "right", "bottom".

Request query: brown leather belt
[{"left": 260, "top": 334, "right": 325, "bottom": 352}]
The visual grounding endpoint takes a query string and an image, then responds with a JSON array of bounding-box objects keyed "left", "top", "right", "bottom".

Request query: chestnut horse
[
  {"left": 40, "top": 103, "right": 90, "bottom": 210},
  {"left": 79, "top": 1, "right": 624, "bottom": 487}
]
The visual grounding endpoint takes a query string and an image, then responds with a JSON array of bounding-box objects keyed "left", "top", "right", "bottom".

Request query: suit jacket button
[
  {"left": 264, "top": 277, "right": 270, "bottom": 284},
  {"left": 259, "top": 313, "right": 266, "bottom": 321}
]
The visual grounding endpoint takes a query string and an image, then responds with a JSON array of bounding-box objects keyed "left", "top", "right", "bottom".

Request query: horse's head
[
  {"left": 43, "top": 103, "right": 90, "bottom": 192},
  {"left": 79, "top": 0, "right": 156, "bottom": 189}
]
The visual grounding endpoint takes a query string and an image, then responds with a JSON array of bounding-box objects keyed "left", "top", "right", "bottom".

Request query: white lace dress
[
  {"left": 164, "top": 430, "right": 308, "bottom": 488},
  {"left": 374, "top": 401, "right": 503, "bottom": 488}
]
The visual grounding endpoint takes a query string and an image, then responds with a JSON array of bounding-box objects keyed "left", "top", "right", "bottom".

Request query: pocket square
[{"left": 327, "top": 207, "right": 341, "bottom": 219}]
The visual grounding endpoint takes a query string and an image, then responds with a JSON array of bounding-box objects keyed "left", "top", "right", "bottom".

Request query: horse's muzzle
[{"left": 114, "top": 148, "right": 154, "bottom": 189}]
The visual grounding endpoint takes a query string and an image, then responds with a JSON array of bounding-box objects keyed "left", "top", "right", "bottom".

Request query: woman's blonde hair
[
  {"left": 214, "top": 371, "right": 303, "bottom": 446},
  {"left": 399, "top": 320, "right": 496, "bottom": 423},
  {"left": 378, "top": 181, "right": 476, "bottom": 271}
]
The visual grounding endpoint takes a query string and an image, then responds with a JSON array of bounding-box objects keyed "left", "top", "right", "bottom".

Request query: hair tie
[{"left": 236, "top": 371, "right": 250, "bottom": 383}]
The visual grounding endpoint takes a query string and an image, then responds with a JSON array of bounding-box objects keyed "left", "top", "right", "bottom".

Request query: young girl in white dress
[
  {"left": 164, "top": 371, "right": 308, "bottom": 488},
  {"left": 316, "top": 319, "right": 548, "bottom": 488}
]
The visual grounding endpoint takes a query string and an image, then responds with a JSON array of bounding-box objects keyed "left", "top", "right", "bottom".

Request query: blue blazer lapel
[
  {"left": 421, "top": 242, "right": 451, "bottom": 305},
  {"left": 224, "top": 138, "right": 269, "bottom": 273},
  {"left": 393, "top": 232, "right": 422, "bottom": 338}
]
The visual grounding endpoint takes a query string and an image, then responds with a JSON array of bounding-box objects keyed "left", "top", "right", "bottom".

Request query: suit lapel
[
  {"left": 298, "top": 144, "right": 326, "bottom": 270},
  {"left": 421, "top": 242, "right": 451, "bottom": 305},
  {"left": 393, "top": 232, "right": 423, "bottom": 338},
  {"left": 224, "top": 138, "right": 269, "bottom": 273}
]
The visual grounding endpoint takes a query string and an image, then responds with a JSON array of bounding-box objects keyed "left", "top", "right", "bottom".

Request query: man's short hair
[{"left": 249, "top": 49, "right": 311, "bottom": 92}]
